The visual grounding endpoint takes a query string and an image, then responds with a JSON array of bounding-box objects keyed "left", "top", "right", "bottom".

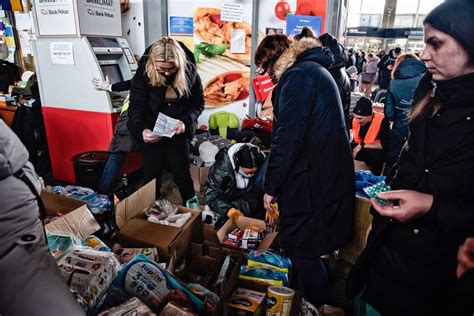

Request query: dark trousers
[
  {"left": 355, "top": 148, "right": 385, "bottom": 175},
  {"left": 290, "top": 256, "right": 329, "bottom": 308},
  {"left": 143, "top": 136, "right": 194, "bottom": 203}
]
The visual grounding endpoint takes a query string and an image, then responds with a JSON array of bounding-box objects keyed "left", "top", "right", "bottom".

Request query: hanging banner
[
  {"left": 168, "top": 0, "right": 255, "bottom": 129},
  {"left": 33, "top": 0, "right": 77, "bottom": 36}
]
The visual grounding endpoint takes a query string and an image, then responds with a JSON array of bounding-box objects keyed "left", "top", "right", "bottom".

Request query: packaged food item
[
  {"left": 47, "top": 233, "right": 80, "bottom": 260},
  {"left": 228, "top": 228, "right": 244, "bottom": 242},
  {"left": 81, "top": 235, "right": 111, "bottom": 252},
  {"left": 98, "top": 297, "right": 154, "bottom": 316},
  {"left": 248, "top": 251, "right": 292, "bottom": 273},
  {"left": 363, "top": 180, "right": 392, "bottom": 206},
  {"left": 112, "top": 254, "right": 204, "bottom": 313},
  {"left": 225, "top": 288, "right": 266, "bottom": 316},
  {"left": 239, "top": 265, "right": 288, "bottom": 286},
  {"left": 160, "top": 302, "right": 196, "bottom": 315},
  {"left": 57, "top": 247, "right": 121, "bottom": 312},
  {"left": 113, "top": 246, "right": 159, "bottom": 264},
  {"left": 241, "top": 229, "right": 262, "bottom": 250},
  {"left": 266, "top": 286, "right": 295, "bottom": 316}
]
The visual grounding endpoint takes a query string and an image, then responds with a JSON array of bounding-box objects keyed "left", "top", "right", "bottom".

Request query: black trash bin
[{"left": 72, "top": 151, "right": 109, "bottom": 191}]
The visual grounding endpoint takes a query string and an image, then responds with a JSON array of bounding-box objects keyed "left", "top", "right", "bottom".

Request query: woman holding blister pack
[
  {"left": 347, "top": 2, "right": 474, "bottom": 315},
  {"left": 127, "top": 37, "right": 204, "bottom": 206}
]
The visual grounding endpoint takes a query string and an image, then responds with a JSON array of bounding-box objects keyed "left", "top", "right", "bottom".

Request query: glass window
[
  {"left": 396, "top": 0, "right": 419, "bottom": 14},
  {"left": 360, "top": 14, "right": 382, "bottom": 27},
  {"left": 418, "top": 0, "right": 443, "bottom": 14},
  {"left": 415, "top": 14, "right": 426, "bottom": 27},
  {"left": 347, "top": 13, "right": 361, "bottom": 27},
  {"left": 394, "top": 14, "right": 415, "bottom": 28},
  {"left": 347, "top": 0, "right": 362, "bottom": 14},
  {"left": 360, "top": 0, "right": 384, "bottom": 14}
]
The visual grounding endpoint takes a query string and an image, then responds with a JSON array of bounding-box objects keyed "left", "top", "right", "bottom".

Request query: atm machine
[{"left": 31, "top": 0, "right": 138, "bottom": 183}]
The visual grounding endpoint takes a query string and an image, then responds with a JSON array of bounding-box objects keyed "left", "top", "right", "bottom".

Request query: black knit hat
[
  {"left": 424, "top": 0, "right": 474, "bottom": 62},
  {"left": 353, "top": 97, "right": 373, "bottom": 116}
]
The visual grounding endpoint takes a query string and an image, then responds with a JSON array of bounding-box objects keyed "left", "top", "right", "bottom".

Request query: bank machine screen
[{"left": 100, "top": 64, "right": 124, "bottom": 85}]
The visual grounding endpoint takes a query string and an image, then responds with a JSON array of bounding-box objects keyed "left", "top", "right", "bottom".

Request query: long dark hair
[
  {"left": 255, "top": 34, "right": 292, "bottom": 77},
  {"left": 234, "top": 145, "right": 265, "bottom": 171}
]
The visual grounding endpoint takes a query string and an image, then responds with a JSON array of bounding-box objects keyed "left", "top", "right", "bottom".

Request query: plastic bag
[
  {"left": 112, "top": 254, "right": 205, "bottom": 313},
  {"left": 47, "top": 234, "right": 80, "bottom": 260},
  {"left": 148, "top": 212, "right": 192, "bottom": 228},
  {"left": 81, "top": 235, "right": 111, "bottom": 252},
  {"left": 57, "top": 247, "right": 121, "bottom": 312},
  {"left": 154, "top": 199, "right": 178, "bottom": 216},
  {"left": 247, "top": 250, "right": 292, "bottom": 273}
]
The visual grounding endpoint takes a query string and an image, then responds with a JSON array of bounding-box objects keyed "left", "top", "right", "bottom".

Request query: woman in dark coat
[
  {"left": 204, "top": 143, "right": 266, "bottom": 218},
  {"left": 127, "top": 37, "right": 204, "bottom": 204},
  {"left": 348, "top": 2, "right": 474, "bottom": 314},
  {"left": 255, "top": 35, "right": 355, "bottom": 307},
  {"left": 383, "top": 54, "right": 426, "bottom": 175}
]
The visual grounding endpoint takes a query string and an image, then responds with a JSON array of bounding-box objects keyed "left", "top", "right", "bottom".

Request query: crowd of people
[{"left": 1, "top": 0, "right": 473, "bottom": 315}]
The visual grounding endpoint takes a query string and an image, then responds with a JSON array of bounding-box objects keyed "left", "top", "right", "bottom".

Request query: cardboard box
[
  {"left": 190, "top": 165, "right": 210, "bottom": 192},
  {"left": 338, "top": 197, "right": 372, "bottom": 264},
  {"left": 203, "top": 223, "right": 220, "bottom": 246},
  {"left": 116, "top": 180, "right": 203, "bottom": 262},
  {"left": 42, "top": 190, "right": 101, "bottom": 239},
  {"left": 217, "top": 217, "right": 278, "bottom": 252}
]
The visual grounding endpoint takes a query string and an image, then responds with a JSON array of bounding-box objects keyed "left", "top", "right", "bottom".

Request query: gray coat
[{"left": 0, "top": 120, "right": 84, "bottom": 316}]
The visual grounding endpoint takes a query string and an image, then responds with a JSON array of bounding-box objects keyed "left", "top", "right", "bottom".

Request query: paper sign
[
  {"left": 19, "top": 31, "right": 32, "bottom": 56},
  {"left": 230, "top": 29, "right": 246, "bottom": 54},
  {"left": 0, "top": 10, "right": 5, "bottom": 18},
  {"left": 14, "top": 12, "right": 32, "bottom": 30},
  {"left": 34, "top": 0, "right": 77, "bottom": 36},
  {"left": 152, "top": 113, "right": 179, "bottom": 138},
  {"left": 50, "top": 42, "right": 74, "bottom": 65},
  {"left": 169, "top": 16, "right": 194, "bottom": 35},
  {"left": 221, "top": 3, "right": 243, "bottom": 22},
  {"left": 286, "top": 14, "right": 322, "bottom": 37}
]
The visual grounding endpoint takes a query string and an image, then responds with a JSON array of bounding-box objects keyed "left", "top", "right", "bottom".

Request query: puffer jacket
[
  {"left": 265, "top": 38, "right": 355, "bottom": 258},
  {"left": 204, "top": 146, "right": 254, "bottom": 216},
  {"left": 319, "top": 33, "right": 352, "bottom": 121},
  {"left": 0, "top": 120, "right": 84, "bottom": 315},
  {"left": 385, "top": 58, "right": 426, "bottom": 140}
]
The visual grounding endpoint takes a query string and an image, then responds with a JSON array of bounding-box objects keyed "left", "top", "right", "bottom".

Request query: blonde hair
[{"left": 145, "top": 37, "right": 190, "bottom": 97}]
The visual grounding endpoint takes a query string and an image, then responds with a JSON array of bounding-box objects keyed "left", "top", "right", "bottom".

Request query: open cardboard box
[
  {"left": 217, "top": 217, "right": 278, "bottom": 252},
  {"left": 115, "top": 180, "right": 203, "bottom": 263},
  {"left": 41, "top": 190, "right": 101, "bottom": 239},
  {"left": 190, "top": 164, "right": 210, "bottom": 192}
]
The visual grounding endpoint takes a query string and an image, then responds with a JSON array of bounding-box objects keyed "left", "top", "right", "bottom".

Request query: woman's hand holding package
[
  {"left": 263, "top": 193, "right": 276, "bottom": 212},
  {"left": 371, "top": 190, "right": 433, "bottom": 223},
  {"left": 142, "top": 129, "right": 161, "bottom": 143},
  {"left": 172, "top": 120, "right": 186, "bottom": 135}
]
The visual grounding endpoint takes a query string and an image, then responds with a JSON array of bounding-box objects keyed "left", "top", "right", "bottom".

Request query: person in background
[
  {"left": 360, "top": 53, "right": 379, "bottom": 97},
  {"left": 356, "top": 50, "right": 367, "bottom": 74},
  {"left": 383, "top": 53, "right": 426, "bottom": 176},
  {"left": 91, "top": 78, "right": 136, "bottom": 194},
  {"left": 205, "top": 143, "right": 266, "bottom": 219},
  {"left": 127, "top": 37, "right": 204, "bottom": 207},
  {"left": 0, "top": 120, "right": 84, "bottom": 316},
  {"left": 377, "top": 47, "right": 401, "bottom": 89},
  {"left": 376, "top": 49, "right": 385, "bottom": 60},
  {"left": 256, "top": 34, "right": 354, "bottom": 308},
  {"left": 347, "top": 1, "right": 474, "bottom": 314},
  {"left": 351, "top": 97, "right": 390, "bottom": 175},
  {"left": 345, "top": 48, "right": 356, "bottom": 69}
]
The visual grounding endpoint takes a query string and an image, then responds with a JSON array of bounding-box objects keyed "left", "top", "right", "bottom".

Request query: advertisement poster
[
  {"left": 286, "top": 14, "right": 322, "bottom": 37},
  {"left": 167, "top": 0, "right": 254, "bottom": 129}
]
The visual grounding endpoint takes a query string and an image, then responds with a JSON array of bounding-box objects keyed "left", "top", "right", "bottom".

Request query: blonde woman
[{"left": 127, "top": 37, "right": 204, "bottom": 205}]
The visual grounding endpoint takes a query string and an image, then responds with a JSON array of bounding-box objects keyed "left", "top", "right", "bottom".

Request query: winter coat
[
  {"left": 204, "top": 147, "right": 256, "bottom": 216},
  {"left": 377, "top": 50, "right": 396, "bottom": 89},
  {"left": 265, "top": 38, "right": 355, "bottom": 258},
  {"left": 362, "top": 72, "right": 474, "bottom": 315},
  {"left": 0, "top": 120, "right": 84, "bottom": 315},
  {"left": 319, "top": 33, "right": 352, "bottom": 121},
  {"left": 127, "top": 43, "right": 204, "bottom": 143},
  {"left": 385, "top": 59, "right": 426, "bottom": 138}
]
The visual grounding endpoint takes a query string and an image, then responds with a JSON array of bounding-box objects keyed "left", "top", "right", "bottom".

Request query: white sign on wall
[
  {"left": 77, "top": 0, "right": 122, "bottom": 37},
  {"left": 50, "top": 42, "right": 74, "bottom": 65},
  {"left": 34, "top": 0, "right": 77, "bottom": 36}
]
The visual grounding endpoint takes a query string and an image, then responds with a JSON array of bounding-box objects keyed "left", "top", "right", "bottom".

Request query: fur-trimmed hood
[{"left": 272, "top": 37, "right": 334, "bottom": 82}]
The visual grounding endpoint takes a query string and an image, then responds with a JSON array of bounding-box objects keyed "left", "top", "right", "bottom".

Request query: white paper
[
  {"left": 221, "top": 3, "right": 243, "bottom": 22},
  {"left": 50, "top": 42, "right": 74, "bottom": 65},
  {"left": 152, "top": 113, "right": 179, "bottom": 138},
  {"left": 230, "top": 29, "right": 246, "bottom": 54},
  {"left": 0, "top": 10, "right": 6, "bottom": 18},
  {"left": 19, "top": 31, "right": 32, "bottom": 56},
  {"left": 14, "top": 12, "right": 32, "bottom": 30},
  {"left": 34, "top": 0, "right": 77, "bottom": 36}
]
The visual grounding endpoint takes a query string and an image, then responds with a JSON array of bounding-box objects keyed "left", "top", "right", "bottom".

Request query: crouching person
[{"left": 205, "top": 143, "right": 266, "bottom": 220}]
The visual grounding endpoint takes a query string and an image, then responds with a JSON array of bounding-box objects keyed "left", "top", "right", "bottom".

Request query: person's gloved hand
[{"left": 92, "top": 77, "right": 111, "bottom": 91}]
